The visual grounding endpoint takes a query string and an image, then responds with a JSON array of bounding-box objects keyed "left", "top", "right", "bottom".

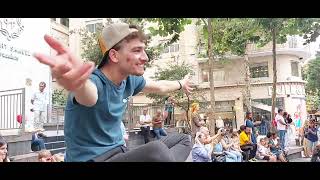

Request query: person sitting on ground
[
  {"left": 212, "top": 129, "right": 237, "bottom": 162},
  {"left": 0, "top": 136, "right": 10, "bottom": 162},
  {"left": 152, "top": 109, "right": 167, "bottom": 140},
  {"left": 267, "top": 132, "right": 287, "bottom": 162},
  {"left": 239, "top": 125, "right": 257, "bottom": 162},
  {"left": 256, "top": 137, "right": 277, "bottom": 162},
  {"left": 31, "top": 129, "right": 46, "bottom": 152},
  {"left": 221, "top": 128, "right": 242, "bottom": 162},
  {"left": 38, "top": 150, "right": 55, "bottom": 162},
  {"left": 199, "top": 126, "right": 223, "bottom": 155},
  {"left": 230, "top": 131, "right": 246, "bottom": 161},
  {"left": 192, "top": 132, "right": 212, "bottom": 162}
]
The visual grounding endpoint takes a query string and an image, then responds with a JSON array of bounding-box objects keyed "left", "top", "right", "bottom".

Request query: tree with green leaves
[
  {"left": 255, "top": 18, "right": 320, "bottom": 121},
  {"left": 197, "top": 18, "right": 263, "bottom": 133},
  {"left": 52, "top": 89, "right": 67, "bottom": 106},
  {"left": 304, "top": 57, "right": 320, "bottom": 111}
]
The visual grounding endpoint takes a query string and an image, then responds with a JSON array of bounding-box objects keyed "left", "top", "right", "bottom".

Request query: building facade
[
  {"left": 135, "top": 22, "right": 311, "bottom": 129},
  {"left": 67, "top": 19, "right": 311, "bottom": 130}
]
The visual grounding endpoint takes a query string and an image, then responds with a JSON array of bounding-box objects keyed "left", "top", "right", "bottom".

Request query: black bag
[{"left": 212, "top": 152, "right": 226, "bottom": 162}]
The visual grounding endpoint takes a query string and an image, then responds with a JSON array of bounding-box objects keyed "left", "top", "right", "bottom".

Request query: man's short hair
[
  {"left": 278, "top": 108, "right": 283, "bottom": 113},
  {"left": 240, "top": 125, "right": 246, "bottom": 131}
]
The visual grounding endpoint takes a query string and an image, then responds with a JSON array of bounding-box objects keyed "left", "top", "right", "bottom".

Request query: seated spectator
[
  {"left": 199, "top": 126, "right": 222, "bottom": 153},
  {"left": 152, "top": 109, "right": 167, "bottom": 140},
  {"left": 0, "top": 136, "right": 10, "bottom": 162},
  {"left": 221, "top": 129, "right": 242, "bottom": 162},
  {"left": 267, "top": 132, "right": 288, "bottom": 162},
  {"left": 256, "top": 137, "right": 277, "bottom": 162},
  {"left": 192, "top": 132, "right": 212, "bottom": 162},
  {"left": 38, "top": 150, "right": 55, "bottom": 162},
  {"left": 31, "top": 129, "right": 46, "bottom": 152},
  {"left": 212, "top": 134, "right": 231, "bottom": 162},
  {"left": 239, "top": 125, "right": 257, "bottom": 161}
]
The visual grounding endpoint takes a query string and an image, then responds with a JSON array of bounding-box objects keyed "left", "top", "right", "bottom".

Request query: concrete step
[
  {"left": 44, "top": 135, "right": 65, "bottom": 143},
  {"left": 44, "top": 123, "right": 64, "bottom": 131},
  {"left": 10, "top": 152, "right": 38, "bottom": 162},
  {"left": 285, "top": 146, "right": 303, "bottom": 160},
  {"left": 50, "top": 147, "right": 66, "bottom": 155},
  {"left": 45, "top": 141, "right": 65, "bottom": 150}
]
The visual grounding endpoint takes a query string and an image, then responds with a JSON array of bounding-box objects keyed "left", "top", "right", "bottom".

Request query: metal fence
[
  {"left": 50, "top": 105, "right": 65, "bottom": 124},
  {"left": 122, "top": 103, "right": 181, "bottom": 130},
  {"left": 0, "top": 88, "right": 25, "bottom": 130}
]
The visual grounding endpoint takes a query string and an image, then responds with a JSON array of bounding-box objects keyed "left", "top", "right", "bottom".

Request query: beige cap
[{"left": 98, "top": 23, "right": 138, "bottom": 54}]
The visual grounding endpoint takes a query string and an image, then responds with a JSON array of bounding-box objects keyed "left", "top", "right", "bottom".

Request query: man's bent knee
[{"left": 143, "top": 141, "right": 175, "bottom": 161}]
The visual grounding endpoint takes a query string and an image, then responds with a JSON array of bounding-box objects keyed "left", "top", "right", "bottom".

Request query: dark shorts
[{"left": 262, "top": 156, "right": 270, "bottom": 160}]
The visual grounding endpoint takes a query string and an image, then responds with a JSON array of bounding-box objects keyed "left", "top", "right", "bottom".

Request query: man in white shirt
[
  {"left": 139, "top": 108, "right": 152, "bottom": 144},
  {"left": 275, "top": 108, "right": 287, "bottom": 150},
  {"left": 31, "top": 82, "right": 48, "bottom": 131}
]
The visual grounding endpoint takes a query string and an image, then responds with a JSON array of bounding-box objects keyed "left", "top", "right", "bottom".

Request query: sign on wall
[{"left": 268, "top": 84, "right": 306, "bottom": 96}]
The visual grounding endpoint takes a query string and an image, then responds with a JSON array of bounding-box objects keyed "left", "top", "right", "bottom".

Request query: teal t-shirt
[{"left": 64, "top": 69, "right": 146, "bottom": 162}]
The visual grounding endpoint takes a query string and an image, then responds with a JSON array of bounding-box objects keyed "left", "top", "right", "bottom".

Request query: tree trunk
[
  {"left": 271, "top": 27, "right": 277, "bottom": 121},
  {"left": 244, "top": 43, "right": 252, "bottom": 112},
  {"left": 207, "top": 18, "right": 216, "bottom": 135}
]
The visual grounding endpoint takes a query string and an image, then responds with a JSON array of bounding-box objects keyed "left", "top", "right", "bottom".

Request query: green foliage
[
  {"left": 78, "top": 18, "right": 191, "bottom": 68},
  {"left": 146, "top": 62, "right": 208, "bottom": 111},
  {"left": 305, "top": 57, "right": 320, "bottom": 93},
  {"left": 255, "top": 18, "right": 320, "bottom": 45},
  {"left": 306, "top": 90, "right": 320, "bottom": 112},
  {"left": 146, "top": 18, "right": 192, "bottom": 45},
  {"left": 197, "top": 18, "right": 263, "bottom": 59},
  {"left": 52, "top": 89, "right": 67, "bottom": 106},
  {"left": 79, "top": 27, "right": 104, "bottom": 65}
]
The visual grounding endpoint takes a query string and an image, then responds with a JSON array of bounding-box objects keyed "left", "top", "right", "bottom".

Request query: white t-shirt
[
  {"left": 139, "top": 114, "right": 152, "bottom": 127},
  {"left": 31, "top": 91, "right": 48, "bottom": 112},
  {"left": 276, "top": 114, "right": 286, "bottom": 130}
]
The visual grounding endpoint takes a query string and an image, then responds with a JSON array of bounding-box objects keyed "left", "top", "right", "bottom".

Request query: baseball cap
[{"left": 97, "top": 23, "right": 138, "bottom": 68}]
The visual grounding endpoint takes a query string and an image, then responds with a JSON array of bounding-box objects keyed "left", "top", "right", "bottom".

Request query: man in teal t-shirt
[{"left": 34, "top": 23, "right": 193, "bottom": 162}]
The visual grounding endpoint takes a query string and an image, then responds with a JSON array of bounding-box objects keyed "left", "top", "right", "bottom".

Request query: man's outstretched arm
[
  {"left": 33, "top": 35, "right": 97, "bottom": 107},
  {"left": 142, "top": 74, "right": 193, "bottom": 95}
]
